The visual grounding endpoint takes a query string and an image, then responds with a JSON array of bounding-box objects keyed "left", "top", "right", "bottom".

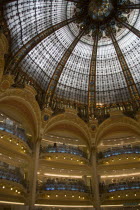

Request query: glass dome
[{"left": 2, "top": 0, "right": 140, "bottom": 119}]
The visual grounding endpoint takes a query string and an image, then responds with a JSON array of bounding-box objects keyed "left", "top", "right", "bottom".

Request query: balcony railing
[
  {"left": 98, "top": 145, "right": 140, "bottom": 159},
  {"left": 100, "top": 181, "right": 140, "bottom": 193},
  {"left": 0, "top": 122, "right": 32, "bottom": 149},
  {"left": 38, "top": 179, "right": 90, "bottom": 193},
  {"left": 41, "top": 145, "right": 88, "bottom": 159},
  {"left": 0, "top": 167, "right": 27, "bottom": 188}
]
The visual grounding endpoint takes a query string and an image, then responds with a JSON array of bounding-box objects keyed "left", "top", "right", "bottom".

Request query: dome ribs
[
  {"left": 107, "top": 26, "right": 140, "bottom": 103},
  {"left": 5, "top": 16, "right": 78, "bottom": 75},
  {"left": 2, "top": 0, "right": 140, "bottom": 114},
  {"left": 0, "top": 0, "right": 16, "bottom": 5},
  {"left": 115, "top": 17, "right": 140, "bottom": 39},
  {"left": 88, "top": 28, "right": 99, "bottom": 116},
  {"left": 46, "top": 26, "right": 89, "bottom": 105},
  {"left": 118, "top": 4, "right": 140, "bottom": 10}
]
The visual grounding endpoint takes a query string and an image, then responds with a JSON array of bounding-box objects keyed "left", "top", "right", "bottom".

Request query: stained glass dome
[{"left": 1, "top": 0, "right": 140, "bottom": 120}]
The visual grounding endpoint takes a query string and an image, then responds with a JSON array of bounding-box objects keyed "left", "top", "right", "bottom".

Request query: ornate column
[
  {"left": 82, "top": 175, "right": 87, "bottom": 186},
  {"left": 90, "top": 144, "right": 101, "bottom": 210},
  {"left": 28, "top": 140, "right": 41, "bottom": 210}
]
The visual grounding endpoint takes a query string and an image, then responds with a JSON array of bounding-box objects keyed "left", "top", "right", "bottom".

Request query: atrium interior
[{"left": 0, "top": 0, "right": 140, "bottom": 209}]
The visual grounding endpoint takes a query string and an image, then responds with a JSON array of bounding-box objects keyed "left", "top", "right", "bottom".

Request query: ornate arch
[
  {"left": 96, "top": 114, "right": 140, "bottom": 145},
  {"left": 0, "top": 83, "right": 41, "bottom": 141},
  {"left": 43, "top": 109, "right": 92, "bottom": 147}
]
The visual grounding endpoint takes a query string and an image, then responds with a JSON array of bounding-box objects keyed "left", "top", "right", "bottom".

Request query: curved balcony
[
  {"left": 0, "top": 164, "right": 27, "bottom": 189},
  {"left": 101, "top": 181, "right": 140, "bottom": 194},
  {"left": 98, "top": 145, "right": 140, "bottom": 160},
  {"left": 0, "top": 122, "right": 32, "bottom": 149},
  {"left": 41, "top": 144, "right": 88, "bottom": 159},
  {"left": 0, "top": 180, "right": 27, "bottom": 204},
  {"left": 37, "top": 179, "right": 91, "bottom": 205},
  {"left": 38, "top": 179, "right": 90, "bottom": 194}
]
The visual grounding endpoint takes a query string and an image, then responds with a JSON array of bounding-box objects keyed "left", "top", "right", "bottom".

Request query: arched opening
[
  {"left": 96, "top": 117, "right": 140, "bottom": 206},
  {"left": 36, "top": 114, "right": 92, "bottom": 206}
]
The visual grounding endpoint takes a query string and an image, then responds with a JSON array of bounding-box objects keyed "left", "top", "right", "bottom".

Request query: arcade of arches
[{"left": 0, "top": 0, "right": 140, "bottom": 210}]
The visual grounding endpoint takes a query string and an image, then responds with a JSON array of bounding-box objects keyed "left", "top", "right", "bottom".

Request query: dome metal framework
[{"left": 1, "top": 0, "right": 140, "bottom": 122}]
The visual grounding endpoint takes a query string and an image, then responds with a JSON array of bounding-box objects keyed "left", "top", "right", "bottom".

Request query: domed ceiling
[{"left": 2, "top": 0, "right": 140, "bottom": 117}]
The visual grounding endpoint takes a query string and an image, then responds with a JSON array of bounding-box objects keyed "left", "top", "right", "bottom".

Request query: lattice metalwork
[
  {"left": 46, "top": 26, "right": 89, "bottom": 104},
  {"left": 116, "top": 18, "right": 140, "bottom": 38},
  {"left": 1, "top": 0, "right": 140, "bottom": 119},
  {"left": 6, "top": 16, "right": 79, "bottom": 74},
  {"left": 107, "top": 25, "right": 140, "bottom": 102},
  {"left": 88, "top": 28, "right": 99, "bottom": 116}
]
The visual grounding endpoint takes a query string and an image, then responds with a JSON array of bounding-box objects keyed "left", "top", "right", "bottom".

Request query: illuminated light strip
[
  {"left": 35, "top": 204, "right": 128, "bottom": 207},
  {"left": 101, "top": 172, "right": 140, "bottom": 178},
  {"left": 98, "top": 142, "right": 140, "bottom": 147},
  {"left": 43, "top": 173, "right": 82, "bottom": 178},
  {"left": 101, "top": 204, "right": 123, "bottom": 207},
  {"left": 35, "top": 204, "right": 93, "bottom": 207},
  {"left": 0, "top": 202, "right": 139, "bottom": 208},
  {"left": 0, "top": 201, "right": 24, "bottom": 205}
]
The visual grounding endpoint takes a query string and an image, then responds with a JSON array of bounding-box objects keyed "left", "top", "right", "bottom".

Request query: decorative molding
[
  {"left": 42, "top": 111, "right": 92, "bottom": 147},
  {"left": 109, "top": 109, "right": 124, "bottom": 117},
  {"left": 41, "top": 107, "right": 53, "bottom": 130},
  {"left": 0, "top": 33, "right": 9, "bottom": 82},
  {"left": 0, "top": 86, "right": 41, "bottom": 141},
  {"left": 65, "top": 107, "right": 78, "bottom": 115},
  {"left": 24, "top": 84, "right": 37, "bottom": 97},
  {"left": 96, "top": 115, "right": 140, "bottom": 145},
  {"left": 0, "top": 74, "right": 14, "bottom": 92},
  {"left": 0, "top": 33, "right": 8, "bottom": 55}
]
